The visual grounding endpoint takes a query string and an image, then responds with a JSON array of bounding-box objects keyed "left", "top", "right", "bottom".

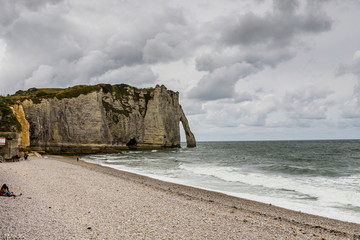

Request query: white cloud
[
  {"left": 143, "top": 31, "right": 192, "bottom": 63},
  {"left": 188, "top": 62, "right": 258, "bottom": 100},
  {"left": 282, "top": 85, "right": 333, "bottom": 121},
  {"left": 24, "top": 65, "right": 55, "bottom": 89},
  {"left": 220, "top": 0, "right": 332, "bottom": 48},
  {"left": 0, "top": 39, "right": 6, "bottom": 68},
  {"left": 0, "top": 0, "right": 359, "bottom": 140},
  {"left": 89, "top": 65, "right": 157, "bottom": 88},
  {"left": 338, "top": 50, "right": 360, "bottom": 119}
]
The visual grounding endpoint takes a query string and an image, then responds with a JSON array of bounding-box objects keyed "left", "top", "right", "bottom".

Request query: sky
[{"left": 0, "top": 0, "right": 360, "bottom": 141}]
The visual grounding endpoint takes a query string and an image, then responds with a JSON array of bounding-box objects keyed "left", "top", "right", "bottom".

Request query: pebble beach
[{"left": 1, "top": 156, "right": 359, "bottom": 239}]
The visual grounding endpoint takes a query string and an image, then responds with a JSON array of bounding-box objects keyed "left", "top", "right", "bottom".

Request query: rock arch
[{"left": 179, "top": 106, "right": 196, "bottom": 148}]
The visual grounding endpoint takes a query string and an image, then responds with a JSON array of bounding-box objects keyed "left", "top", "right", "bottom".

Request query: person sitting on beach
[{"left": 0, "top": 184, "right": 22, "bottom": 197}]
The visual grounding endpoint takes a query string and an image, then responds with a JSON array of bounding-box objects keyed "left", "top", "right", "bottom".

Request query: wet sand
[{"left": 1, "top": 156, "right": 359, "bottom": 239}]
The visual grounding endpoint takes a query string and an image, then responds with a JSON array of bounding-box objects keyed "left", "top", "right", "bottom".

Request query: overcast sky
[{"left": 1, "top": 0, "right": 360, "bottom": 141}]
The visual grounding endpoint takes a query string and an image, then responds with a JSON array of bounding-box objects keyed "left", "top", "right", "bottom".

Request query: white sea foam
[
  {"left": 96, "top": 161, "right": 360, "bottom": 223},
  {"left": 179, "top": 165, "right": 360, "bottom": 208},
  {"left": 82, "top": 140, "right": 360, "bottom": 224}
]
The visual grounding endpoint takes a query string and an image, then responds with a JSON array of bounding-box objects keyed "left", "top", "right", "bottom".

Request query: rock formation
[
  {"left": 10, "top": 104, "right": 30, "bottom": 147},
  {"left": 10, "top": 84, "right": 196, "bottom": 154}
]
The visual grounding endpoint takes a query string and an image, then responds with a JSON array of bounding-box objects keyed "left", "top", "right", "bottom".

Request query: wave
[{"left": 179, "top": 165, "right": 360, "bottom": 208}]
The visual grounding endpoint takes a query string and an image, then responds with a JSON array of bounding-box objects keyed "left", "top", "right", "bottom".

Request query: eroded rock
[{"left": 12, "top": 84, "right": 196, "bottom": 154}]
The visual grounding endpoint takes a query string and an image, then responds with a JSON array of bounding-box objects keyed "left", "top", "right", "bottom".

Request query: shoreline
[
  {"left": 79, "top": 156, "right": 360, "bottom": 224},
  {"left": 1, "top": 155, "right": 359, "bottom": 239},
  {"left": 60, "top": 156, "right": 360, "bottom": 227}
]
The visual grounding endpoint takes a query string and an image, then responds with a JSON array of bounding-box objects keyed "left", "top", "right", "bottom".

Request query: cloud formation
[
  {"left": 188, "top": 62, "right": 258, "bottom": 100},
  {"left": 188, "top": 0, "right": 332, "bottom": 101},
  {"left": 340, "top": 50, "right": 360, "bottom": 119},
  {"left": 221, "top": 0, "right": 331, "bottom": 47},
  {"left": 0, "top": 0, "right": 198, "bottom": 92},
  {"left": 282, "top": 86, "right": 333, "bottom": 124},
  {"left": 0, "top": 0, "right": 359, "bottom": 140}
]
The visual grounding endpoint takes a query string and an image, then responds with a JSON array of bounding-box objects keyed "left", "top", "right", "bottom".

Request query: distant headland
[{"left": 0, "top": 84, "right": 196, "bottom": 158}]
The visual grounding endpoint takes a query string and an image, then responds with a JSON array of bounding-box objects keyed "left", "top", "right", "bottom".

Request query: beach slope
[{"left": 1, "top": 156, "right": 359, "bottom": 239}]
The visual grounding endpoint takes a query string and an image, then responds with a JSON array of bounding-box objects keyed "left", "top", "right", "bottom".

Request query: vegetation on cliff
[
  {"left": 101, "top": 85, "right": 154, "bottom": 118},
  {"left": 7, "top": 83, "right": 156, "bottom": 123},
  {"left": 102, "top": 100, "right": 130, "bottom": 119},
  {"left": 11, "top": 84, "right": 154, "bottom": 104},
  {"left": 2, "top": 83, "right": 196, "bottom": 152},
  {"left": 0, "top": 83, "right": 156, "bottom": 132},
  {"left": 0, "top": 97, "right": 22, "bottom": 132}
]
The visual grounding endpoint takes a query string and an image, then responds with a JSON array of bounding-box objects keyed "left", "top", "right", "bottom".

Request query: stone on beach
[{"left": 1, "top": 156, "right": 359, "bottom": 239}]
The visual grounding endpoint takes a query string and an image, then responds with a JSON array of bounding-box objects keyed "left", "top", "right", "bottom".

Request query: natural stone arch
[{"left": 179, "top": 106, "right": 196, "bottom": 148}]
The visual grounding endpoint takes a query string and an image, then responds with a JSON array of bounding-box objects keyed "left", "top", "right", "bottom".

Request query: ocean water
[{"left": 82, "top": 140, "right": 360, "bottom": 224}]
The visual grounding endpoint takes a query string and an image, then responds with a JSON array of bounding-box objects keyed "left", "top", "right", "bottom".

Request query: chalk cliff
[{"left": 11, "top": 84, "right": 196, "bottom": 154}]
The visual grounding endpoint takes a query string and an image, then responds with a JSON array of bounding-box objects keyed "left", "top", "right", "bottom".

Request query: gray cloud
[
  {"left": 24, "top": 65, "right": 56, "bottom": 89},
  {"left": 18, "top": 0, "right": 63, "bottom": 10},
  {"left": 234, "top": 91, "right": 253, "bottom": 103},
  {"left": 142, "top": 7, "right": 197, "bottom": 63},
  {"left": 105, "top": 40, "right": 143, "bottom": 67},
  {"left": 0, "top": 0, "right": 358, "bottom": 140},
  {"left": 342, "top": 83, "right": 360, "bottom": 119},
  {"left": 340, "top": 50, "right": 360, "bottom": 118},
  {"left": 195, "top": 47, "right": 294, "bottom": 72},
  {"left": 143, "top": 31, "right": 193, "bottom": 63},
  {"left": 188, "top": 62, "right": 258, "bottom": 101},
  {"left": 0, "top": 0, "right": 63, "bottom": 33},
  {"left": 207, "top": 85, "right": 334, "bottom": 130},
  {"left": 0, "top": 0, "right": 333, "bottom": 97},
  {"left": 273, "top": 0, "right": 299, "bottom": 15},
  {"left": 221, "top": 0, "right": 332, "bottom": 48},
  {"left": 195, "top": 93, "right": 277, "bottom": 129},
  {"left": 0, "top": 1, "right": 18, "bottom": 30},
  {"left": 282, "top": 86, "right": 333, "bottom": 121},
  {"left": 188, "top": 0, "right": 332, "bottom": 102},
  {"left": 0, "top": 1, "right": 196, "bottom": 93},
  {"left": 89, "top": 65, "right": 157, "bottom": 87}
]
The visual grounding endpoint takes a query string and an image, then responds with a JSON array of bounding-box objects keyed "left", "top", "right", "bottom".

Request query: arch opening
[{"left": 126, "top": 138, "right": 137, "bottom": 148}]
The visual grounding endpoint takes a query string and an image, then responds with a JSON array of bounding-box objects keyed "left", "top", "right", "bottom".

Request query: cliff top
[
  {"left": 0, "top": 83, "right": 161, "bottom": 132},
  {"left": 11, "top": 83, "right": 156, "bottom": 104}
]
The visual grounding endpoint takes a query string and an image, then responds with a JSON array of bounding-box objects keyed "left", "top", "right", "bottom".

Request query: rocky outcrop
[
  {"left": 0, "top": 132, "right": 20, "bottom": 160},
  {"left": 14, "top": 84, "right": 196, "bottom": 154},
  {"left": 180, "top": 106, "right": 196, "bottom": 147},
  {"left": 10, "top": 104, "right": 30, "bottom": 148}
]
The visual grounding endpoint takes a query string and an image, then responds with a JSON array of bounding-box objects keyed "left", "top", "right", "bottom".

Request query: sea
[{"left": 81, "top": 140, "right": 360, "bottom": 224}]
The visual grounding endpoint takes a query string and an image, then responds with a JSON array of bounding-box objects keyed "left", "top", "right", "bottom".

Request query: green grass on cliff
[
  {"left": 7, "top": 83, "right": 155, "bottom": 122},
  {"left": 13, "top": 85, "right": 105, "bottom": 102},
  {"left": 102, "top": 100, "right": 130, "bottom": 119},
  {"left": 0, "top": 96, "right": 22, "bottom": 132},
  {"left": 0, "top": 83, "right": 156, "bottom": 132},
  {"left": 11, "top": 83, "right": 148, "bottom": 102}
]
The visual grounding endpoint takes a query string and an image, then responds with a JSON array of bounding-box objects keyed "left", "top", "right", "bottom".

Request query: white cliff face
[
  {"left": 18, "top": 84, "right": 196, "bottom": 154},
  {"left": 143, "top": 85, "right": 181, "bottom": 147}
]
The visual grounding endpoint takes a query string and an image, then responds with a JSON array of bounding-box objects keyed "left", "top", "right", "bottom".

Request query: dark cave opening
[{"left": 126, "top": 138, "right": 137, "bottom": 148}]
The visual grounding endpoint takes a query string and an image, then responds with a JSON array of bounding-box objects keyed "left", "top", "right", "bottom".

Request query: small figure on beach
[
  {"left": 12, "top": 155, "right": 20, "bottom": 162},
  {"left": 0, "top": 184, "right": 22, "bottom": 197},
  {"left": 24, "top": 153, "right": 29, "bottom": 160}
]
